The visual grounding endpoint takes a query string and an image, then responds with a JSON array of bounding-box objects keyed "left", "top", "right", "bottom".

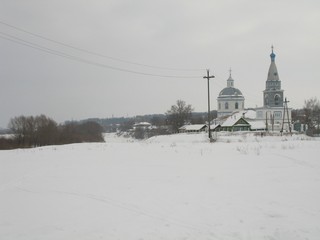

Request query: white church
[
  {"left": 215, "top": 47, "right": 292, "bottom": 132},
  {"left": 217, "top": 70, "right": 245, "bottom": 117}
]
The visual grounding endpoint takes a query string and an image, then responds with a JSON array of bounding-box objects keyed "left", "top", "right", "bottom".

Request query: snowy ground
[{"left": 1, "top": 132, "right": 320, "bottom": 240}]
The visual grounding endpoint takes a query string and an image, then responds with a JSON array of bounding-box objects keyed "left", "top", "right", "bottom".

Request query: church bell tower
[{"left": 263, "top": 46, "right": 284, "bottom": 107}]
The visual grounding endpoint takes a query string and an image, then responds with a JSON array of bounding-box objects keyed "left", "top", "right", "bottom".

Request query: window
[
  {"left": 225, "top": 102, "right": 229, "bottom": 109},
  {"left": 274, "top": 111, "right": 282, "bottom": 119},
  {"left": 219, "top": 103, "right": 221, "bottom": 110},
  {"left": 235, "top": 102, "right": 239, "bottom": 109},
  {"left": 265, "top": 94, "right": 269, "bottom": 105},
  {"left": 274, "top": 95, "right": 280, "bottom": 105}
]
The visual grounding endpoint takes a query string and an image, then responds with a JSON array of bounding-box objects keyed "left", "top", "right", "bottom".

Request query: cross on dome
[{"left": 270, "top": 45, "right": 276, "bottom": 62}]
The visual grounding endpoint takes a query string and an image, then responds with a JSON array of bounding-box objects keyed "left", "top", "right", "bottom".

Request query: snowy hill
[{"left": 1, "top": 133, "right": 320, "bottom": 240}]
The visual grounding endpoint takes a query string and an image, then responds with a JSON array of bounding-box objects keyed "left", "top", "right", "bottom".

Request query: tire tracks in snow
[
  {"left": 271, "top": 153, "right": 317, "bottom": 169},
  {"left": 14, "top": 187, "right": 210, "bottom": 234}
]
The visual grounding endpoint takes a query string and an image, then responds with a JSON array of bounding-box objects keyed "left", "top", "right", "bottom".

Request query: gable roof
[
  {"left": 247, "top": 120, "right": 266, "bottom": 130},
  {"left": 179, "top": 124, "right": 207, "bottom": 131},
  {"left": 221, "top": 116, "right": 250, "bottom": 127}
]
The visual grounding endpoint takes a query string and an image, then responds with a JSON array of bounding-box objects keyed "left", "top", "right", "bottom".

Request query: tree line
[
  {"left": 2, "top": 97, "right": 317, "bottom": 149},
  {"left": 0, "top": 115, "right": 104, "bottom": 150},
  {"left": 116, "top": 100, "right": 207, "bottom": 139}
]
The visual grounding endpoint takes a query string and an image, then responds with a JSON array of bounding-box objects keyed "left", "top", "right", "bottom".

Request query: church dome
[
  {"left": 218, "top": 74, "right": 244, "bottom": 98},
  {"left": 219, "top": 87, "right": 243, "bottom": 97}
]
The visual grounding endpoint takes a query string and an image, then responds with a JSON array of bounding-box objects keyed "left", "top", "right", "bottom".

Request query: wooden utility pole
[
  {"left": 281, "top": 98, "right": 292, "bottom": 135},
  {"left": 271, "top": 113, "right": 275, "bottom": 132},
  {"left": 203, "top": 69, "right": 215, "bottom": 140},
  {"left": 265, "top": 112, "right": 268, "bottom": 132}
]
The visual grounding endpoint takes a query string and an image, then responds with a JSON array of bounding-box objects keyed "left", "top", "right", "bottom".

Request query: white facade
[{"left": 255, "top": 107, "right": 291, "bottom": 131}]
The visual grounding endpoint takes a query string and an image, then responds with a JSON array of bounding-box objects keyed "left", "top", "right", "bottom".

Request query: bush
[
  {"left": 0, "top": 138, "right": 19, "bottom": 150},
  {"left": 59, "top": 121, "right": 104, "bottom": 144}
]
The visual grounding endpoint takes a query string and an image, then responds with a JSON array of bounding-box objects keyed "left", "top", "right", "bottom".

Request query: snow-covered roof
[
  {"left": 134, "top": 122, "right": 151, "bottom": 127},
  {"left": 231, "top": 110, "right": 256, "bottom": 119},
  {"left": 221, "top": 112, "right": 251, "bottom": 127},
  {"left": 179, "top": 124, "right": 207, "bottom": 131},
  {"left": 247, "top": 120, "right": 266, "bottom": 130},
  {"left": 209, "top": 124, "right": 220, "bottom": 130},
  {"left": 213, "top": 110, "right": 259, "bottom": 128},
  {"left": 221, "top": 116, "right": 241, "bottom": 127}
]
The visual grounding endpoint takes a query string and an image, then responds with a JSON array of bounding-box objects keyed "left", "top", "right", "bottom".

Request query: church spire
[{"left": 267, "top": 46, "right": 279, "bottom": 81}]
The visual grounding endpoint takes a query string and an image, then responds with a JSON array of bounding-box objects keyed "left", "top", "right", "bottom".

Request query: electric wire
[
  {"left": 0, "top": 31, "right": 202, "bottom": 79},
  {"left": 0, "top": 20, "right": 205, "bottom": 72},
  {"left": 0, "top": 20, "right": 263, "bottom": 102}
]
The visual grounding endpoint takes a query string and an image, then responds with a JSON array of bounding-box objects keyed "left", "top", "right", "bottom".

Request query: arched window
[
  {"left": 265, "top": 94, "right": 269, "bottom": 106},
  {"left": 274, "top": 95, "right": 280, "bottom": 105},
  {"left": 225, "top": 102, "right": 229, "bottom": 109},
  {"left": 235, "top": 102, "right": 239, "bottom": 109}
]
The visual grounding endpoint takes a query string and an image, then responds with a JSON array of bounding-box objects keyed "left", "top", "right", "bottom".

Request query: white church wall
[
  {"left": 218, "top": 99, "right": 245, "bottom": 117},
  {"left": 256, "top": 107, "right": 292, "bottom": 132}
]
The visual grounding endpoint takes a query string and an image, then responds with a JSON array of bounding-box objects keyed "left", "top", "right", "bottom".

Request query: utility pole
[
  {"left": 281, "top": 98, "right": 292, "bottom": 135},
  {"left": 265, "top": 112, "right": 268, "bottom": 132},
  {"left": 203, "top": 69, "right": 215, "bottom": 140},
  {"left": 271, "top": 113, "right": 274, "bottom": 132}
]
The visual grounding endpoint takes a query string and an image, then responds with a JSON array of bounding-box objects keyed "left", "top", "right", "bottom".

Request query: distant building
[
  {"left": 179, "top": 124, "right": 207, "bottom": 133},
  {"left": 217, "top": 70, "right": 245, "bottom": 117},
  {"left": 133, "top": 122, "right": 152, "bottom": 129}
]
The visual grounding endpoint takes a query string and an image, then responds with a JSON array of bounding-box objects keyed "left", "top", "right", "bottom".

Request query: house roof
[
  {"left": 179, "top": 124, "right": 207, "bottom": 131},
  {"left": 221, "top": 115, "right": 250, "bottom": 127},
  {"left": 209, "top": 124, "right": 220, "bottom": 130},
  {"left": 247, "top": 120, "right": 266, "bottom": 130},
  {"left": 134, "top": 122, "right": 151, "bottom": 127}
]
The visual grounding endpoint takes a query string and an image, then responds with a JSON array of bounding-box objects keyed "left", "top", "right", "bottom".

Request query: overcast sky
[{"left": 1, "top": 0, "right": 319, "bottom": 127}]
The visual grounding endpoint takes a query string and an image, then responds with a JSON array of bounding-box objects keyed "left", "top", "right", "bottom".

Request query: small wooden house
[
  {"left": 220, "top": 116, "right": 251, "bottom": 132},
  {"left": 179, "top": 124, "right": 207, "bottom": 133}
]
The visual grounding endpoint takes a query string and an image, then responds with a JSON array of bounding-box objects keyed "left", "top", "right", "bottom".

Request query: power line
[
  {"left": 0, "top": 20, "right": 205, "bottom": 72},
  {"left": 0, "top": 20, "right": 264, "bottom": 101},
  {"left": 0, "top": 32, "right": 202, "bottom": 79}
]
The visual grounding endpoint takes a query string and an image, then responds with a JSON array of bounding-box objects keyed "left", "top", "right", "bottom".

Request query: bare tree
[
  {"left": 34, "top": 115, "right": 59, "bottom": 146},
  {"left": 8, "top": 115, "right": 33, "bottom": 147},
  {"left": 304, "top": 97, "right": 320, "bottom": 136},
  {"left": 8, "top": 115, "right": 58, "bottom": 147},
  {"left": 166, "top": 100, "right": 193, "bottom": 132}
]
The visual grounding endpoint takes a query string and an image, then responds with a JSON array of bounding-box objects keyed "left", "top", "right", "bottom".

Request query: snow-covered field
[{"left": 1, "top": 132, "right": 320, "bottom": 240}]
